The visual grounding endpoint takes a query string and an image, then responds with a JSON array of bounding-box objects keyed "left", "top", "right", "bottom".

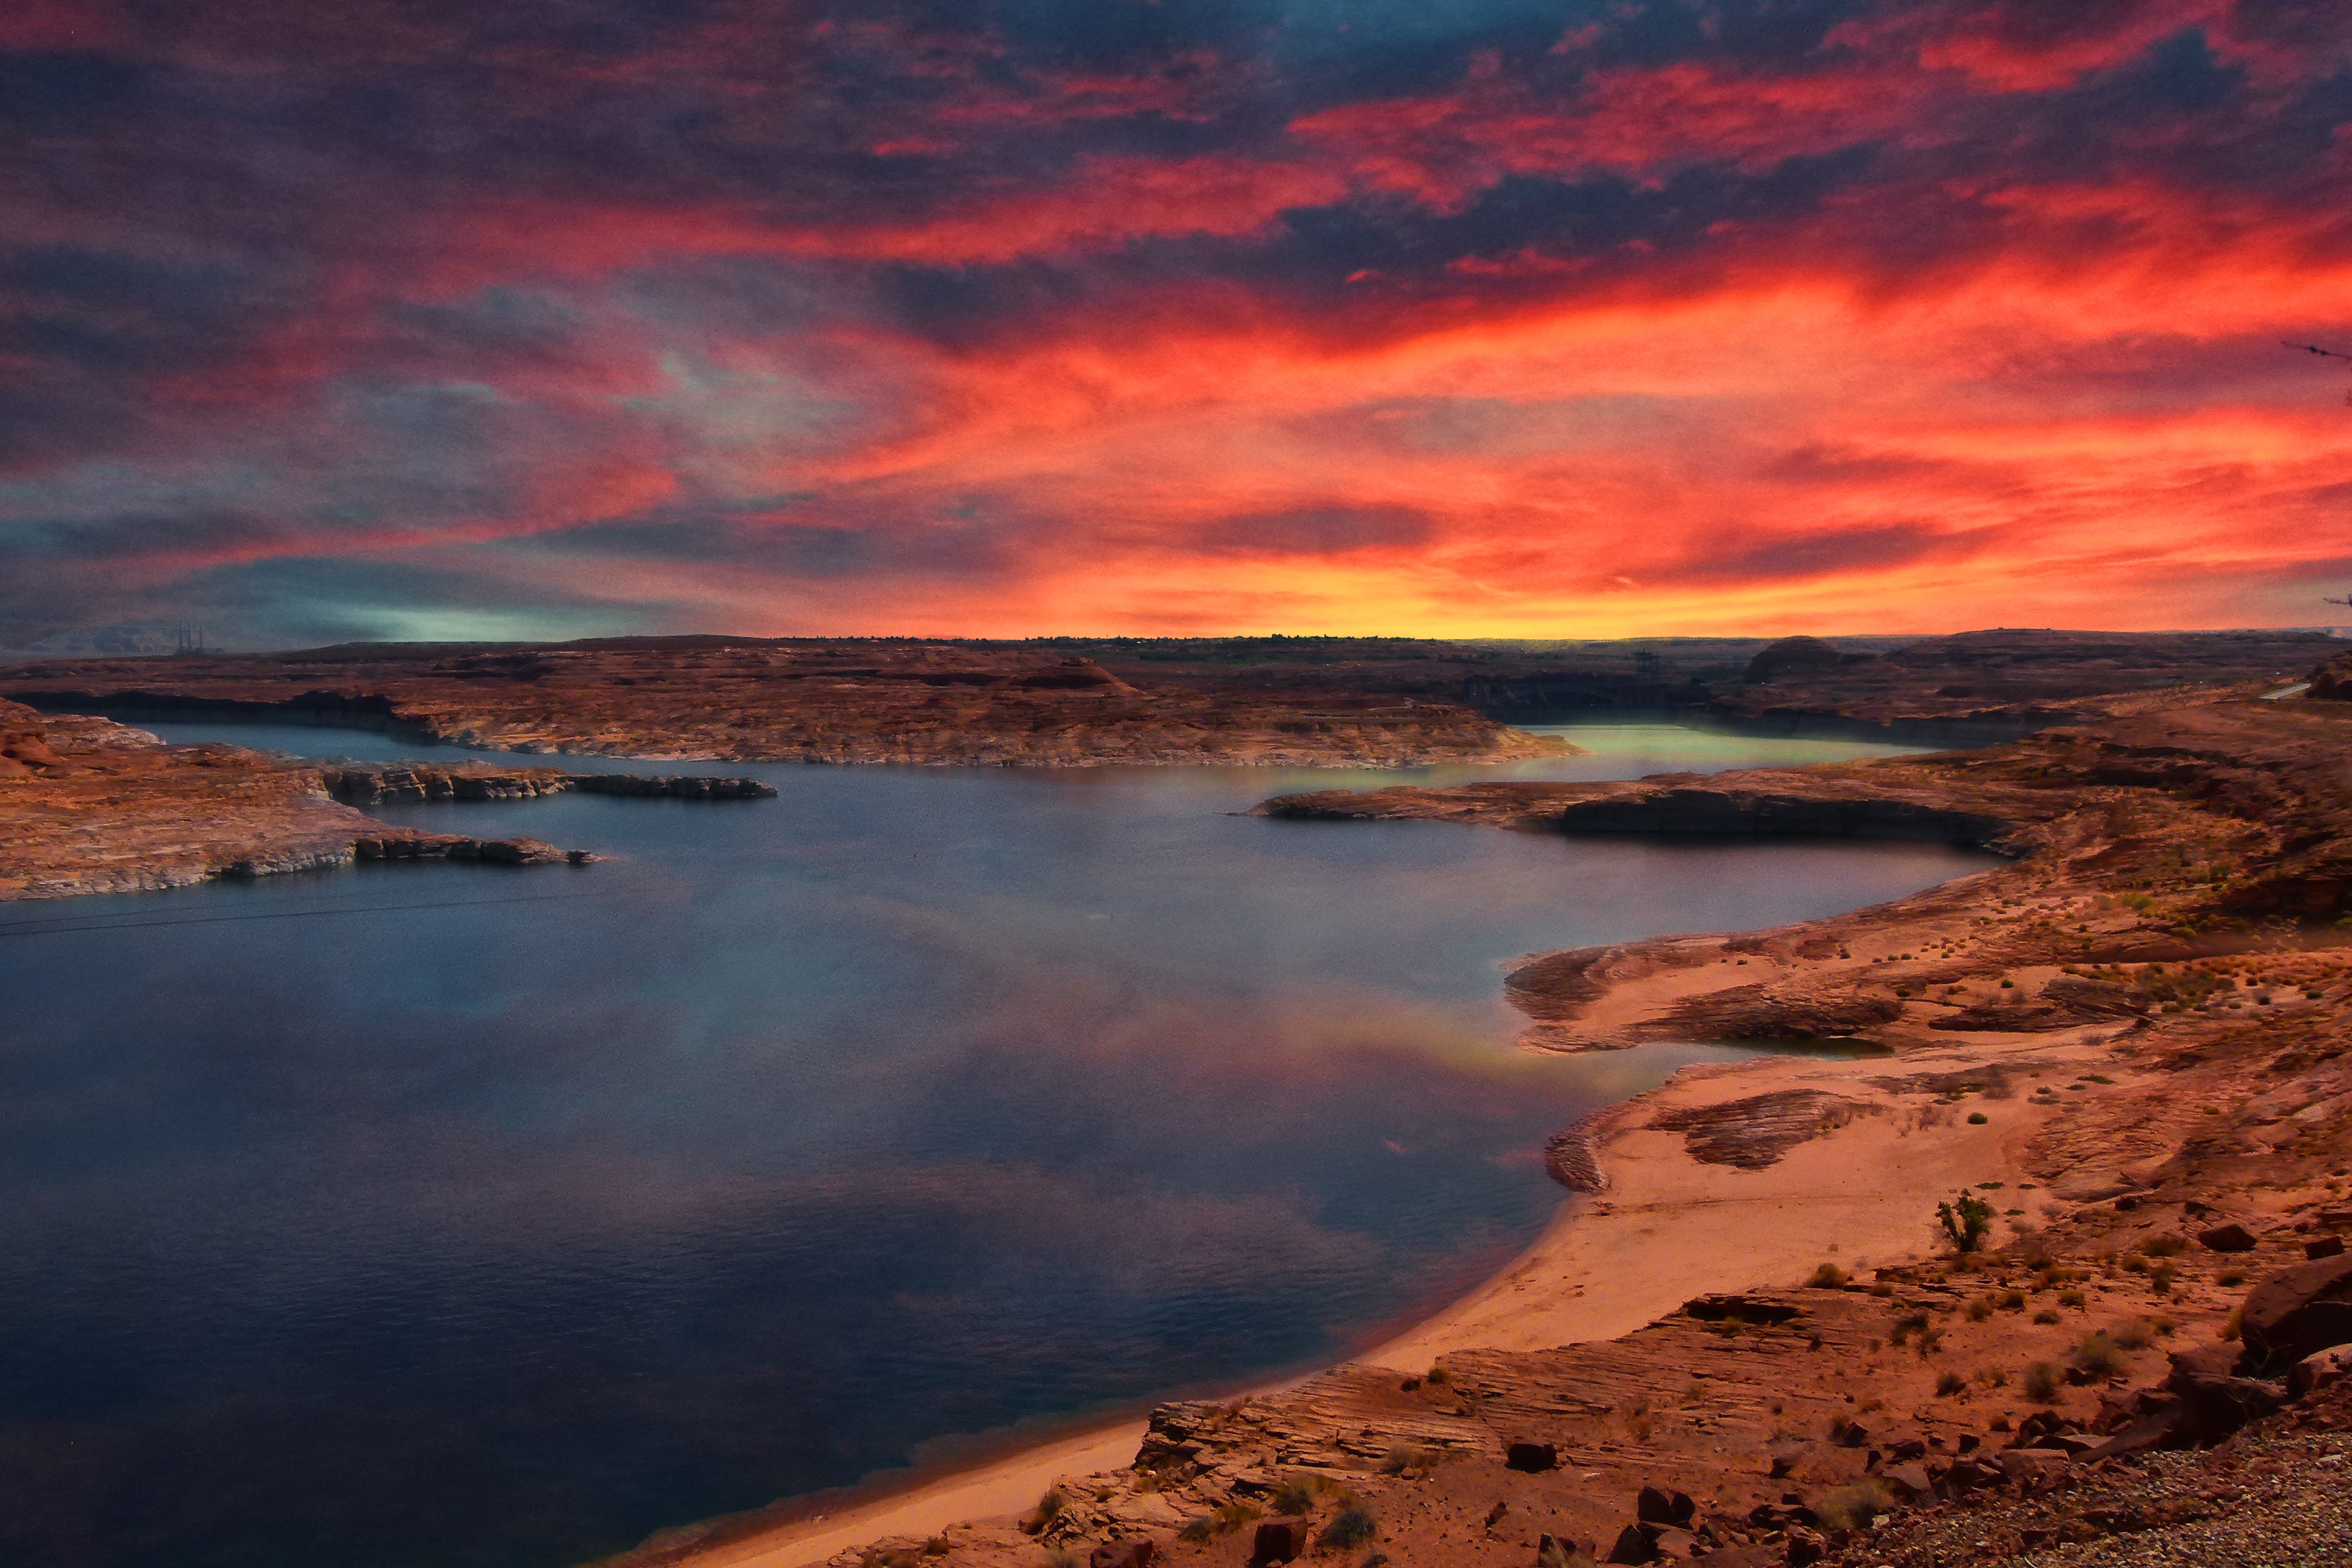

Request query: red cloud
[{"left": 1291, "top": 60, "right": 1946, "bottom": 208}]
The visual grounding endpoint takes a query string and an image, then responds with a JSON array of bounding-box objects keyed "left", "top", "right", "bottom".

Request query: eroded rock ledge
[
  {"left": 0, "top": 700, "right": 786, "bottom": 901},
  {"left": 319, "top": 761, "right": 776, "bottom": 804},
  {"left": 3, "top": 640, "right": 1576, "bottom": 767},
  {"left": 1260, "top": 694, "right": 2352, "bottom": 1054}
]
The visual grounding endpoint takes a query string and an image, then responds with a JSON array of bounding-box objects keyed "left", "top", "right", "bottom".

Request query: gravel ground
[{"left": 1829, "top": 1392, "right": 2352, "bottom": 1568}]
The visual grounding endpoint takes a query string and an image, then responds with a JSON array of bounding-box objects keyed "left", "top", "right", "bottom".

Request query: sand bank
[{"left": 648, "top": 1017, "right": 2126, "bottom": 1568}]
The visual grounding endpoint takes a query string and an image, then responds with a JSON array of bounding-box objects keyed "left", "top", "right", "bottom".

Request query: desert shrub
[
  {"left": 1934, "top": 1370, "right": 1968, "bottom": 1396},
  {"left": 2219, "top": 1268, "right": 2247, "bottom": 1287},
  {"left": 2023, "top": 1362, "right": 2061, "bottom": 1401},
  {"left": 1425, "top": 1367, "right": 1448, "bottom": 1385},
  {"left": 1816, "top": 1479, "right": 1894, "bottom": 1532},
  {"left": 2112, "top": 1318, "right": 2157, "bottom": 1350},
  {"left": 1321, "top": 1506, "right": 1379, "bottom": 1549},
  {"left": 2220, "top": 1307, "right": 2243, "bottom": 1342},
  {"left": 1381, "top": 1445, "right": 1433, "bottom": 1476},
  {"left": 1177, "top": 1520, "right": 1215, "bottom": 1544},
  {"left": 2075, "top": 1332, "right": 2126, "bottom": 1378},
  {"left": 1809, "top": 1262, "right": 1850, "bottom": 1288},
  {"left": 1890, "top": 1311, "right": 1929, "bottom": 1346},
  {"left": 1271, "top": 1477, "right": 1318, "bottom": 1515},
  {"left": 1025, "top": 1491, "right": 1065, "bottom": 1535},
  {"left": 2033, "top": 1310, "right": 2061, "bottom": 1325},
  {"left": 1536, "top": 1539, "right": 1596, "bottom": 1568},
  {"left": 1999, "top": 1289, "right": 2027, "bottom": 1310},
  {"left": 2140, "top": 1234, "right": 2188, "bottom": 1258},
  {"left": 2059, "top": 1288, "right": 2087, "bottom": 1308},
  {"left": 2149, "top": 1264, "right": 2176, "bottom": 1294},
  {"left": 1628, "top": 1412, "right": 1653, "bottom": 1443},
  {"left": 1967, "top": 1112, "right": 1990, "bottom": 1125},
  {"left": 1939, "top": 1192, "right": 1995, "bottom": 1253}
]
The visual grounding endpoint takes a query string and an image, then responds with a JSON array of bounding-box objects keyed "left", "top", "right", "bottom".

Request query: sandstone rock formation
[
  {"left": 0, "top": 695, "right": 602, "bottom": 902},
  {"left": 3, "top": 639, "right": 1570, "bottom": 767},
  {"left": 1261, "top": 691, "right": 2352, "bottom": 1052}
]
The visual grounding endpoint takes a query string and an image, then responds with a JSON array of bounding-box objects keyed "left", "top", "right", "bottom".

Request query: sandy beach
[{"left": 639, "top": 1009, "right": 2149, "bottom": 1568}]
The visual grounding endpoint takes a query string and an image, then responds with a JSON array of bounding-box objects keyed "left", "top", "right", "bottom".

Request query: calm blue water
[{"left": 0, "top": 724, "right": 1980, "bottom": 1568}]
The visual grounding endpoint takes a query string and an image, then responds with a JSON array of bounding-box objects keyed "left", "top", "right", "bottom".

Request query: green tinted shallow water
[{"left": 0, "top": 722, "right": 1976, "bottom": 1568}]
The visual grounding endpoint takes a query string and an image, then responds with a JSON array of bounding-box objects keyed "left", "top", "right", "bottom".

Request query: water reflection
[{"left": 0, "top": 725, "right": 1974, "bottom": 1568}]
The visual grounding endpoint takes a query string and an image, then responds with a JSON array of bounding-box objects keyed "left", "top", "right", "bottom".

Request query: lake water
[{"left": 0, "top": 724, "right": 1984, "bottom": 1568}]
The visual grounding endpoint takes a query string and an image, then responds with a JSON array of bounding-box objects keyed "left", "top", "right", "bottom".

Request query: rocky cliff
[{"left": 0, "top": 700, "right": 623, "bottom": 900}]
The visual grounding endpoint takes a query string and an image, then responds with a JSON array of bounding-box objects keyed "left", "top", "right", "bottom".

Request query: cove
[{"left": 0, "top": 725, "right": 1987, "bottom": 1568}]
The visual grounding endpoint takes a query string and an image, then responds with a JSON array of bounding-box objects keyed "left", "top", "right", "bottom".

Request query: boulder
[
  {"left": 2165, "top": 1344, "right": 2287, "bottom": 1438},
  {"left": 1938, "top": 1458, "right": 1997, "bottom": 1495},
  {"left": 1090, "top": 1541, "right": 1155, "bottom": 1568},
  {"left": 1250, "top": 1518, "right": 1309, "bottom": 1565},
  {"left": 1782, "top": 1523, "right": 1829, "bottom": 1567},
  {"left": 2290, "top": 1344, "right": 2352, "bottom": 1396},
  {"left": 2239, "top": 1254, "right": 2352, "bottom": 1372},
  {"left": 1636, "top": 1487, "right": 1696, "bottom": 1527},
  {"left": 1880, "top": 1463, "right": 1934, "bottom": 1499},
  {"left": 2009, "top": 1409, "right": 2078, "bottom": 1446},
  {"left": 2078, "top": 1408, "right": 2186, "bottom": 1462},
  {"left": 1995, "top": 1449, "right": 2071, "bottom": 1487},
  {"left": 1642, "top": 1525, "right": 1696, "bottom": 1560},
  {"left": 2308, "top": 1236, "right": 2346, "bottom": 1260},
  {"left": 1604, "top": 1523, "right": 1657, "bottom": 1564},
  {"left": 2198, "top": 1222, "right": 2260, "bottom": 1253},
  {"left": 1507, "top": 1441, "right": 1560, "bottom": 1473}
]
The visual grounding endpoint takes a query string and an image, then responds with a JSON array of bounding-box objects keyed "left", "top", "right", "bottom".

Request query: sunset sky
[{"left": 4, "top": 0, "right": 2350, "bottom": 647}]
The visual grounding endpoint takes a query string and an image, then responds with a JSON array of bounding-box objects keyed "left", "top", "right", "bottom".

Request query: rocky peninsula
[
  {"left": 620, "top": 670, "right": 2352, "bottom": 1568},
  {"left": 0, "top": 699, "right": 772, "bottom": 901}
]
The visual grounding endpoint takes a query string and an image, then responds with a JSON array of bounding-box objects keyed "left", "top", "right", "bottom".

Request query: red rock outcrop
[{"left": 0, "top": 701, "right": 603, "bottom": 900}]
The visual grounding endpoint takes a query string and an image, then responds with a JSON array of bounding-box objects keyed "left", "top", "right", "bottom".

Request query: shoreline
[
  {"left": 636, "top": 1019, "right": 2111, "bottom": 1568},
  {"left": 640, "top": 688, "right": 2352, "bottom": 1568}
]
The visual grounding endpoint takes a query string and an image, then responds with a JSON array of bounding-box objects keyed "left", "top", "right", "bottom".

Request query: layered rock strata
[
  {"left": 319, "top": 762, "right": 776, "bottom": 804},
  {"left": 0, "top": 703, "right": 581, "bottom": 900},
  {"left": 4, "top": 642, "right": 1571, "bottom": 766}
]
